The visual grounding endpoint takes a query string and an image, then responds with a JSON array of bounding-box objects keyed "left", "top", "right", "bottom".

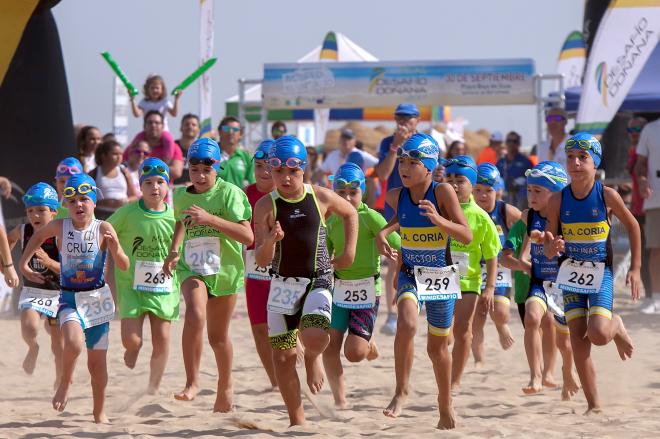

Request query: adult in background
[
  {"left": 320, "top": 128, "right": 378, "bottom": 176},
  {"left": 174, "top": 113, "right": 200, "bottom": 185},
  {"left": 537, "top": 107, "right": 568, "bottom": 170},
  {"left": 497, "top": 131, "right": 532, "bottom": 210},
  {"left": 304, "top": 146, "right": 327, "bottom": 186},
  {"left": 126, "top": 111, "right": 184, "bottom": 181},
  {"left": 477, "top": 131, "right": 505, "bottom": 165},
  {"left": 374, "top": 103, "right": 420, "bottom": 335},
  {"left": 635, "top": 117, "right": 660, "bottom": 313},
  {"left": 446, "top": 140, "right": 467, "bottom": 159},
  {"left": 124, "top": 140, "right": 151, "bottom": 197},
  {"left": 77, "top": 125, "right": 102, "bottom": 173},
  {"left": 271, "top": 120, "right": 287, "bottom": 139},
  {"left": 217, "top": 116, "right": 255, "bottom": 189}
]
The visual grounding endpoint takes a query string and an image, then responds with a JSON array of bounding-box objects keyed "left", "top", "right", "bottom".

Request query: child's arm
[
  {"left": 130, "top": 96, "right": 143, "bottom": 118},
  {"left": 169, "top": 94, "right": 181, "bottom": 117},
  {"left": 604, "top": 186, "right": 642, "bottom": 300},
  {"left": 543, "top": 192, "right": 564, "bottom": 259},
  {"left": 254, "top": 196, "right": 280, "bottom": 267},
  {"left": 34, "top": 248, "right": 61, "bottom": 275},
  {"left": 0, "top": 226, "right": 18, "bottom": 287},
  {"left": 423, "top": 183, "right": 472, "bottom": 244},
  {"left": 163, "top": 221, "right": 184, "bottom": 277},
  {"left": 20, "top": 221, "right": 61, "bottom": 284},
  {"left": 376, "top": 188, "right": 401, "bottom": 260},
  {"left": 505, "top": 204, "right": 522, "bottom": 229},
  {"left": 315, "top": 186, "right": 358, "bottom": 269},
  {"left": 182, "top": 205, "right": 253, "bottom": 246},
  {"left": 480, "top": 257, "right": 497, "bottom": 313},
  {"left": 7, "top": 225, "right": 20, "bottom": 251},
  {"left": 100, "top": 222, "right": 129, "bottom": 271}
]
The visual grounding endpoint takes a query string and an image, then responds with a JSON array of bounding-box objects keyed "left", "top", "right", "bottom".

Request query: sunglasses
[
  {"left": 189, "top": 157, "right": 219, "bottom": 167},
  {"left": 334, "top": 178, "right": 362, "bottom": 190},
  {"left": 221, "top": 126, "right": 240, "bottom": 133},
  {"left": 525, "top": 168, "right": 567, "bottom": 185},
  {"left": 546, "top": 115, "right": 566, "bottom": 123},
  {"left": 505, "top": 138, "right": 520, "bottom": 144},
  {"left": 268, "top": 157, "right": 306, "bottom": 169},
  {"left": 396, "top": 148, "right": 436, "bottom": 160},
  {"left": 63, "top": 183, "right": 96, "bottom": 198},
  {"left": 141, "top": 164, "right": 168, "bottom": 176},
  {"left": 132, "top": 149, "right": 151, "bottom": 157},
  {"left": 626, "top": 126, "right": 643, "bottom": 134},
  {"left": 57, "top": 164, "right": 82, "bottom": 175},
  {"left": 253, "top": 150, "right": 268, "bottom": 160}
]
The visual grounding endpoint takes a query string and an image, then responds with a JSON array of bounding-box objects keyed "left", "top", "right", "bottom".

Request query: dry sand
[{"left": 1, "top": 290, "right": 659, "bottom": 438}]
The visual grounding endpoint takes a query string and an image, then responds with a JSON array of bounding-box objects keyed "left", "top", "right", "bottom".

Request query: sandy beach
[{"left": 1, "top": 287, "right": 659, "bottom": 438}]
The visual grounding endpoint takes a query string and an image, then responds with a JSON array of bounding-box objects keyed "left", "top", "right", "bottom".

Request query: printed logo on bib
[
  {"left": 451, "top": 251, "right": 469, "bottom": 276},
  {"left": 245, "top": 249, "right": 271, "bottom": 281},
  {"left": 133, "top": 260, "right": 173, "bottom": 294},
  {"left": 333, "top": 277, "right": 376, "bottom": 309},
  {"left": 74, "top": 285, "right": 115, "bottom": 328},
  {"left": 480, "top": 265, "right": 512, "bottom": 289},
  {"left": 556, "top": 259, "right": 605, "bottom": 294},
  {"left": 414, "top": 265, "right": 461, "bottom": 301},
  {"left": 184, "top": 237, "right": 221, "bottom": 275},
  {"left": 268, "top": 276, "right": 310, "bottom": 315},
  {"left": 18, "top": 287, "right": 60, "bottom": 317}
]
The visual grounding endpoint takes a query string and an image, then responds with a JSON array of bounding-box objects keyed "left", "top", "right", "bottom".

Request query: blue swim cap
[
  {"left": 22, "top": 182, "right": 59, "bottom": 211},
  {"left": 445, "top": 155, "right": 478, "bottom": 185},
  {"left": 494, "top": 177, "right": 505, "bottom": 193},
  {"left": 139, "top": 157, "right": 170, "bottom": 184},
  {"left": 476, "top": 163, "right": 501, "bottom": 187},
  {"left": 188, "top": 137, "right": 222, "bottom": 171},
  {"left": 400, "top": 133, "right": 440, "bottom": 172},
  {"left": 55, "top": 157, "right": 84, "bottom": 178},
  {"left": 269, "top": 135, "right": 307, "bottom": 170},
  {"left": 565, "top": 132, "right": 602, "bottom": 168},
  {"left": 526, "top": 160, "right": 568, "bottom": 193},
  {"left": 254, "top": 139, "right": 275, "bottom": 160},
  {"left": 346, "top": 151, "right": 365, "bottom": 170},
  {"left": 332, "top": 162, "right": 366, "bottom": 193},
  {"left": 64, "top": 173, "right": 97, "bottom": 204}
]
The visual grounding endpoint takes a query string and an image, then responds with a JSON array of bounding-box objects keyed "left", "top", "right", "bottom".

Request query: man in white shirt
[
  {"left": 635, "top": 118, "right": 660, "bottom": 313},
  {"left": 319, "top": 128, "right": 378, "bottom": 176},
  {"left": 537, "top": 107, "right": 568, "bottom": 170}
]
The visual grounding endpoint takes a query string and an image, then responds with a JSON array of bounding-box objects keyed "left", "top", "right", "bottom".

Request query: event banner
[
  {"left": 577, "top": 0, "right": 660, "bottom": 134},
  {"left": 199, "top": 0, "right": 214, "bottom": 136},
  {"left": 262, "top": 59, "right": 536, "bottom": 109},
  {"left": 556, "top": 31, "right": 586, "bottom": 89}
]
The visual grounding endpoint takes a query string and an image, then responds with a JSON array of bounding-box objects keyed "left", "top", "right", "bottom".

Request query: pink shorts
[{"left": 245, "top": 278, "right": 270, "bottom": 325}]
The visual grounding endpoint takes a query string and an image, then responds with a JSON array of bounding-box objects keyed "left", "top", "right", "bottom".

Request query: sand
[{"left": 1, "top": 290, "right": 659, "bottom": 438}]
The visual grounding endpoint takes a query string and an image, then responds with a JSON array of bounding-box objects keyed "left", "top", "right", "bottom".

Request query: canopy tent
[{"left": 563, "top": 43, "right": 660, "bottom": 113}]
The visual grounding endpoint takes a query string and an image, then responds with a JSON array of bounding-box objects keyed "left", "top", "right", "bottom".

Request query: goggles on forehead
[
  {"left": 396, "top": 148, "right": 436, "bottom": 160},
  {"left": 63, "top": 183, "right": 96, "bottom": 198},
  {"left": 565, "top": 138, "right": 601, "bottom": 157},
  {"left": 268, "top": 157, "right": 306, "bottom": 169},
  {"left": 141, "top": 164, "right": 168, "bottom": 175},
  {"left": 445, "top": 158, "right": 477, "bottom": 172},
  {"left": 189, "top": 157, "right": 220, "bottom": 167},
  {"left": 525, "top": 168, "right": 567, "bottom": 185},
  {"left": 56, "top": 164, "right": 82, "bottom": 175},
  {"left": 477, "top": 174, "right": 497, "bottom": 186}
]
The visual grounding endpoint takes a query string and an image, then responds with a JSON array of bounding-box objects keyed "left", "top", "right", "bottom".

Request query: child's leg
[
  {"left": 450, "top": 293, "right": 478, "bottom": 391},
  {"left": 246, "top": 279, "right": 276, "bottom": 387},
  {"left": 147, "top": 314, "right": 171, "bottom": 395},
  {"left": 322, "top": 328, "right": 347, "bottom": 408},
  {"left": 567, "top": 314, "right": 600, "bottom": 412},
  {"left": 540, "top": 312, "right": 558, "bottom": 388},
  {"left": 52, "top": 319, "right": 84, "bottom": 412},
  {"left": 20, "top": 309, "right": 41, "bottom": 374},
  {"left": 45, "top": 318, "right": 64, "bottom": 390},
  {"left": 251, "top": 323, "right": 277, "bottom": 387},
  {"left": 491, "top": 293, "right": 515, "bottom": 350},
  {"left": 522, "top": 300, "right": 545, "bottom": 394},
  {"left": 206, "top": 294, "right": 237, "bottom": 412},
  {"left": 175, "top": 277, "right": 208, "bottom": 401},
  {"left": 471, "top": 303, "right": 487, "bottom": 367},
  {"left": 343, "top": 299, "right": 379, "bottom": 363},
  {"left": 121, "top": 315, "right": 145, "bottom": 369},
  {"left": 426, "top": 299, "right": 456, "bottom": 430},
  {"left": 555, "top": 318, "right": 579, "bottom": 401},
  {"left": 87, "top": 348, "right": 109, "bottom": 423}
]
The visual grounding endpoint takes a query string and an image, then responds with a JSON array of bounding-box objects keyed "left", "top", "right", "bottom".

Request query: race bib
[
  {"left": 543, "top": 281, "right": 565, "bottom": 317},
  {"left": 74, "top": 285, "right": 115, "bottom": 328},
  {"left": 333, "top": 277, "right": 376, "bottom": 309},
  {"left": 480, "top": 265, "right": 512, "bottom": 289},
  {"left": 451, "top": 251, "right": 469, "bottom": 276},
  {"left": 18, "top": 287, "right": 60, "bottom": 318},
  {"left": 245, "top": 249, "right": 271, "bottom": 281},
  {"left": 267, "top": 276, "right": 310, "bottom": 315},
  {"left": 133, "top": 260, "right": 173, "bottom": 294},
  {"left": 414, "top": 265, "right": 461, "bottom": 301},
  {"left": 556, "top": 259, "right": 605, "bottom": 295},
  {"left": 184, "top": 236, "right": 221, "bottom": 275}
]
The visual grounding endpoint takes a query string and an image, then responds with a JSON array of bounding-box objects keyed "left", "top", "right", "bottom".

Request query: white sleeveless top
[
  {"left": 60, "top": 219, "right": 107, "bottom": 291},
  {"left": 95, "top": 166, "right": 128, "bottom": 201}
]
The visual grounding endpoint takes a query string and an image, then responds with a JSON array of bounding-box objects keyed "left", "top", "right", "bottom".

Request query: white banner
[
  {"left": 577, "top": 0, "right": 660, "bottom": 134},
  {"left": 556, "top": 31, "right": 586, "bottom": 89},
  {"left": 199, "top": 0, "right": 214, "bottom": 136},
  {"left": 112, "top": 77, "right": 129, "bottom": 146}
]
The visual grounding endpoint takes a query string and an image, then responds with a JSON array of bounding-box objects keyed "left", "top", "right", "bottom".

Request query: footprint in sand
[{"left": 136, "top": 403, "right": 172, "bottom": 418}]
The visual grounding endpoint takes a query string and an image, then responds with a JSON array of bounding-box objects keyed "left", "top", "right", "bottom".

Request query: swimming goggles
[
  {"left": 189, "top": 157, "right": 220, "bottom": 167},
  {"left": 268, "top": 157, "right": 306, "bottom": 169},
  {"left": 524, "top": 168, "right": 567, "bottom": 185},
  {"left": 396, "top": 148, "right": 436, "bottom": 160},
  {"left": 626, "top": 126, "right": 643, "bottom": 134},
  {"left": 333, "top": 178, "right": 363, "bottom": 190},
  {"left": 141, "top": 165, "right": 168, "bottom": 176},
  {"left": 565, "top": 138, "right": 597, "bottom": 152},
  {"left": 477, "top": 174, "right": 497, "bottom": 186},
  {"left": 253, "top": 150, "right": 268, "bottom": 160},
  {"left": 63, "top": 183, "right": 96, "bottom": 198},
  {"left": 445, "top": 158, "right": 477, "bottom": 172},
  {"left": 56, "top": 164, "right": 82, "bottom": 175}
]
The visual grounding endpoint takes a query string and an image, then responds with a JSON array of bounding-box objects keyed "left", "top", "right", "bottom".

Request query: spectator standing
[
  {"left": 537, "top": 107, "right": 568, "bottom": 170},
  {"left": 477, "top": 131, "right": 504, "bottom": 165},
  {"left": 320, "top": 128, "right": 378, "bottom": 176},
  {"left": 90, "top": 140, "right": 138, "bottom": 220},
  {"left": 497, "top": 131, "right": 532, "bottom": 210},
  {"left": 174, "top": 113, "right": 200, "bottom": 185},
  {"left": 271, "top": 120, "right": 287, "bottom": 139},
  {"left": 124, "top": 140, "right": 151, "bottom": 197},
  {"left": 77, "top": 125, "right": 102, "bottom": 173},
  {"left": 217, "top": 116, "right": 255, "bottom": 188}
]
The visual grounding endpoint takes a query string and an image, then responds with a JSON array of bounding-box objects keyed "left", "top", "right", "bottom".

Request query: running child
[
  {"left": 108, "top": 158, "right": 179, "bottom": 394},
  {"left": 442, "top": 156, "right": 501, "bottom": 391},
  {"left": 9, "top": 183, "right": 62, "bottom": 380},
  {"left": 323, "top": 162, "right": 401, "bottom": 409},
  {"left": 471, "top": 163, "right": 520, "bottom": 366},
  {"left": 543, "top": 133, "right": 639, "bottom": 413},
  {"left": 252, "top": 135, "right": 358, "bottom": 426},
  {"left": 130, "top": 74, "right": 181, "bottom": 131},
  {"left": 376, "top": 134, "right": 472, "bottom": 429},
  {"left": 244, "top": 139, "right": 278, "bottom": 388},
  {"left": 20, "top": 173, "right": 130, "bottom": 423},
  {"left": 162, "top": 138, "right": 253, "bottom": 411}
]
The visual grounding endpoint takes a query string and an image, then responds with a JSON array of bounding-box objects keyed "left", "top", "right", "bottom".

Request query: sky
[{"left": 53, "top": 0, "right": 584, "bottom": 148}]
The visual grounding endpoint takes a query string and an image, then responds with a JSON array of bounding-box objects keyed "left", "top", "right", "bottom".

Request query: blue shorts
[
  {"left": 494, "top": 286, "right": 511, "bottom": 303},
  {"left": 59, "top": 291, "right": 110, "bottom": 350},
  {"left": 330, "top": 297, "right": 379, "bottom": 341},
  {"left": 563, "top": 267, "right": 613, "bottom": 322},
  {"left": 397, "top": 269, "right": 455, "bottom": 336},
  {"left": 526, "top": 283, "right": 568, "bottom": 332}
]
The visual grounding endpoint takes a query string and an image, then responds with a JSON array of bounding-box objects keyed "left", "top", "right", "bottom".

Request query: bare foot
[
  {"left": 522, "top": 377, "right": 543, "bottom": 395},
  {"left": 584, "top": 407, "right": 603, "bottom": 416},
  {"left": 123, "top": 349, "right": 139, "bottom": 369},
  {"left": 146, "top": 384, "right": 159, "bottom": 396},
  {"left": 213, "top": 385, "right": 234, "bottom": 413},
  {"left": 367, "top": 341, "right": 379, "bottom": 361},
  {"left": 496, "top": 324, "right": 515, "bottom": 350},
  {"left": 304, "top": 355, "right": 324, "bottom": 394},
  {"left": 52, "top": 381, "right": 70, "bottom": 412},
  {"left": 22, "top": 344, "right": 39, "bottom": 375},
  {"left": 474, "top": 360, "right": 485, "bottom": 369},
  {"left": 451, "top": 381, "right": 461, "bottom": 393},
  {"left": 174, "top": 384, "right": 198, "bottom": 401},
  {"left": 542, "top": 374, "right": 558, "bottom": 389},
  {"left": 437, "top": 408, "right": 457, "bottom": 430},
  {"left": 383, "top": 393, "right": 407, "bottom": 418},
  {"left": 561, "top": 368, "right": 580, "bottom": 401},
  {"left": 94, "top": 412, "right": 110, "bottom": 424},
  {"left": 335, "top": 398, "right": 350, "bottom": 410},
  {"left": 613, "top": 315, "right": 633, "bottom": 360}
]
